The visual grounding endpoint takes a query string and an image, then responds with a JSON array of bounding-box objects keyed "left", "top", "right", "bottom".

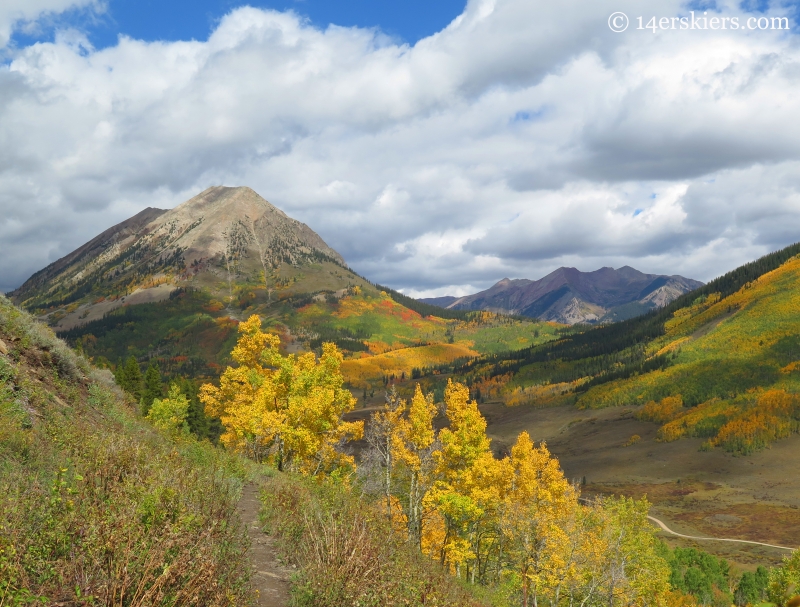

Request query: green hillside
[
  {"left": 578, "top": 252, "right": 800, "bottom": 453},
  {"left": 433, "top": 243, "right": 800, "bottom": 453},
  {"left": 0, "top": 293, "right": 251, "bottom": 602},
  {"left": 42, "top": 265, "right": 559, "bottom": 395}
]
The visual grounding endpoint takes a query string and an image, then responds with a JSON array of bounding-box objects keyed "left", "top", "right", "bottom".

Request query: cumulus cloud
[
  {"left": 0, "top": 0, "right": 99, "bottom": 48},
  {"left": 1, "top": 0, "right": 800, "bottom": 295}
]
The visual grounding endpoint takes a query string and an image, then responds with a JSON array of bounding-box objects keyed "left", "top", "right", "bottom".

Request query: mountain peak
[
  {"left": 142, "top": 185, "right": 344, "bottom": 267},
  {"left": 447, "top": 265, "right": 703, "bottom": 324},
  {"left": 11, "top": 186, "right": 346, "bottom": 311}
]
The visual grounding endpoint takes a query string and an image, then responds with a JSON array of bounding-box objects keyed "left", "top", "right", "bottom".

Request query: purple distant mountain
[{"left": 419, "top": 266, "right": 703, "bottom": 325}]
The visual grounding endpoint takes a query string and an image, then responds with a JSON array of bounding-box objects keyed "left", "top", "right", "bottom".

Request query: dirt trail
[
  {"left": 647, "top": 515, "right": 796, "bottom": 552},
  {"left": 238, "top": 484, "right": 292, "bottom": 606}
]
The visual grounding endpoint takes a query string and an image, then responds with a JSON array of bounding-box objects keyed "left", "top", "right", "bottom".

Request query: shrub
[
  {"left": 0, "top": 294, "right": 251, "bottom": 605},
  {"left": 259, "top": 474, "right": 488, "bottom": 607}
]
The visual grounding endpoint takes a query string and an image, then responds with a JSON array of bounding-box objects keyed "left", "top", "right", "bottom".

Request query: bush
[
  {"left": 259, "top": 474, "right": 489, "bottom": 607},
  {"left": 0, "top": 293, "right": 251, "bottom": 605}
]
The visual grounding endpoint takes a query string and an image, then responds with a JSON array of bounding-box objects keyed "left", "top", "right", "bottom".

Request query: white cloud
[
  {"left": 2, "top": 0, "right": 800, "bottom": 294},
  {"left": 0, "top": 0, "right": 99, "bottom": 49}
]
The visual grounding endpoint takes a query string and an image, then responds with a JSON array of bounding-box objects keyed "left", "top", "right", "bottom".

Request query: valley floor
[{"left": 481, "top": 401, "right": 800, "bottom": 569}]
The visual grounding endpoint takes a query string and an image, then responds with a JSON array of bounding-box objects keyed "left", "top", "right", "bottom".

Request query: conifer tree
[
  {"left": 115, "top": 356, "right": 143, "bottom": 401},
  {"left": 142, "top": 362, "right": 162, "bottom": 415}
]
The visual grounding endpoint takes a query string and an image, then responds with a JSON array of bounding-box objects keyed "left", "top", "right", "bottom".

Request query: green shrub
[{"left": 0, "top": 293, "right": 252, "bottom": 605}]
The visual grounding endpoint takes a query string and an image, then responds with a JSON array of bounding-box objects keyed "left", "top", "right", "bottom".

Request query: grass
[
  {"left": 341, "top": 343, "right": 480, "bottom": 387},
  {"left": 0, "top": 293, "right": 252, "bottom": 605},
  {"left": 258, "top": 473, "right": 496, "bottom": 607}
]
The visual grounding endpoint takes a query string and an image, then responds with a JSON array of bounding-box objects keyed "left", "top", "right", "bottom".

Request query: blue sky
[
  {"left": 12, "top": 0, "right": 468, "bottom": 49},
  {"left": 2, "top": 0, "right": 800, "bottom": 295}
]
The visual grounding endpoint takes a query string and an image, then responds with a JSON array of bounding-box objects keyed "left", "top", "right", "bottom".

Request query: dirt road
[{"left": 647, "top": 514, "right": 796, "bottom": 552}]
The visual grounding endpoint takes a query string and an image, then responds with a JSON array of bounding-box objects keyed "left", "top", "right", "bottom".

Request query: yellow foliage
[
  {"left": 504, "top": 381, "right": 583, "bottom": 407},
  {"left": 341, "top": 343, "right": 478, "bottom": 384},
  {"left": 146, "top": 383, "right": 189, "bottom": 437},
  {"left": 781, "top": 361, "right": 800, "bottom": 373},
  {"left": 362, "top": 379, "right": 671, "bottom": 600},
  {"left": 623, "top": 434, "right": 641, "bottom": 447},
  {"left": 200, "top": 315, "right": 363, "bottom": 474},
  {"left": 655, "top": 337, "right": 691, "bottom": 357},
  {"left": 637, "top": 395, "right": 684, "bottom": 424}
]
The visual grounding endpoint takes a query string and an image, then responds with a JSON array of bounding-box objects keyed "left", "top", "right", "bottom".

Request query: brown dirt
[
  {"left": 238, "top": 484, "right": 292, "bottom": 607},
  {"left": 480, "top": 400, "right": 800, "bottom": 568}
]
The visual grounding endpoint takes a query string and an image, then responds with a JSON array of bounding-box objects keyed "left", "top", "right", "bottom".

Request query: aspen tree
[
  {"left": 431, "top": 379, "right": 492, "bottom": 575},
  {"left": 502, "top": 431, "right": 577, "bottom": 607},
  {"left": 200, "top": 315, "right": 362, "bottom": 473},
  {"left": 365, "top": 386, "right": 405, "bottom": 520},
  {"left": 393, "top": 384, "right": 439, "bottom": 548}
]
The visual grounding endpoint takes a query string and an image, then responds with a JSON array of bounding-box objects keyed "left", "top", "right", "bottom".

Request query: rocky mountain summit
[
  {"left": 10, "top": 186, "right": 351, "bottom": 329},
  {"left": 422, "top": 266, "right": 703, "bottom": 324}
]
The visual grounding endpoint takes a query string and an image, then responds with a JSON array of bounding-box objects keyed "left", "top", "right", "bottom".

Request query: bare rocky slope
[{"left": 423, "top": 266, "right": 703, "bottom": 324}]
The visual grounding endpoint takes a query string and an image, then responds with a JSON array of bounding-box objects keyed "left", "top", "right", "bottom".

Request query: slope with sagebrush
[{"left": 0, "top": 292, "right": 250, "bottom": 602}]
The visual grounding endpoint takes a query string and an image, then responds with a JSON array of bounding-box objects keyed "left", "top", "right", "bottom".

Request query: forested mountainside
[{"left": 430, "top": 241, "right": 800, "bottom": 454}]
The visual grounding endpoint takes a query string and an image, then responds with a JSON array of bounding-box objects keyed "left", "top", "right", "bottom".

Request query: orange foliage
[
  {"left": 636, "top": 395, "right": 684, "bottom": 424},
  {"left": 368, "top": 341, "right": 394, "bottom": 355},
  {"left": 204, "top": 300, "right": 224, "bottom": 312},
  {"left": 214, "top": 317, "right": 239, "bottom": 330},
  {"left": 711, "top": 390, "right": 800, "bottom": 453},
  {"left": 472, "top": 373, "right": 513, "bottom": 400},
  {"left": 657, "top": 399, "right": 737, "bottom": 442}
]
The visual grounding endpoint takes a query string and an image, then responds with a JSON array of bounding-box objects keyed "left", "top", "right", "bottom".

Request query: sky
[{"left": 2, "top": 0, "right": 800, "bottom": 297}]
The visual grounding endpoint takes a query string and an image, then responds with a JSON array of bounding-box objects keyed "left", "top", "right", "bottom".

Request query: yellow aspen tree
[
  {"left": 276, "top": 343, "right": 363, "bottom": 475},
  {"left": 430, "top": 379, "right": 493, "bottom": 576},
  {"left": 200, "top": 315, "right": 362, "bottom": 473},
  {"left": 364, "top": 386, "right": 406, "bottom": 520},
  {"left": 768, "top": 548, "right": 800, "bottom": 606},
  {"left": 392, "top": 384, "right": 439, "bottom": 548},
  {"left": 146, "top": 383, "right": 190, "bottom": 438},
  {"left": 594, "top": 496, "right": 670, "bottom": 607},
  {"left": 461, "top": 450, "right": 512, "bottom": 585},
  {"left": 200, "top": 315, "right": 281, "bottom": 462},
  {"left": 501, "top": 431, "right": 577, "bottom": 607}
]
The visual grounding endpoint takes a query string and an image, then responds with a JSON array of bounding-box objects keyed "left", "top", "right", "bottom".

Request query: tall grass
[
  {"left": 0, "top": 293, "right": 251, "bottom": 605},
  {"left": 259, "top": 474, "right": 492, "bottom": 607}
]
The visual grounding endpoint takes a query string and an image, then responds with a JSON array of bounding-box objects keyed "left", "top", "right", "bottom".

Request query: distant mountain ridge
[{"left": 420, "top": 266, "right": 703, "bottom": 324}]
